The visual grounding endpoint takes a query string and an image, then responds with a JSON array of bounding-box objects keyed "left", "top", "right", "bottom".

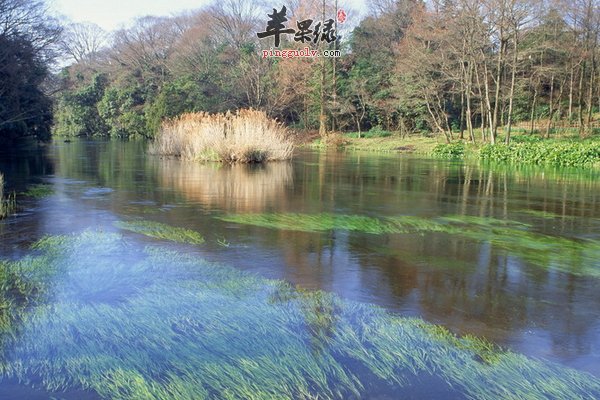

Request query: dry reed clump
[
  {"left": 149, "top": 109, "right": 295, "bottom": 163},
  {"left": 0, "top": 173, "right": 16, "bottom": 219}
]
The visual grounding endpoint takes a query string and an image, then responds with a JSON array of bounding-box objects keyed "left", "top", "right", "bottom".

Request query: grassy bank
[
  {"left": 304, "top": 129, "right": 442, "bottom": 154},
  {"left": 432, "top": 135, "right": 600, "bottom": 168},
  {"left": 150, "top": 109, "right": 294, "bottom": 163},
  {"left": 305, "top": 128, "right": 600, "bottom": 168}
]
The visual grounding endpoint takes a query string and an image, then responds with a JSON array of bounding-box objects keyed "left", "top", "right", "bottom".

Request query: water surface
[{"left": 0, "top": 139, "right": 599, "bottom": 398}]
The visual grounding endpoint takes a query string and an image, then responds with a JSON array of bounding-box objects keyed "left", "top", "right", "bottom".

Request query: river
[{"left": 0, "top": 139, "right": 599, "bottom": 399}]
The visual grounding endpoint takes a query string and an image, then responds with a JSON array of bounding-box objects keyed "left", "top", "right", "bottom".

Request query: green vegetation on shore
[
  {"left": 305, "top": 131, "right": 600, "bottom": 170},
  {"left": 431, "top": 135, "right": 600, "bottom": 168},
  {"left": 306, "top": 132, "right": 441, "bottom": 154}
]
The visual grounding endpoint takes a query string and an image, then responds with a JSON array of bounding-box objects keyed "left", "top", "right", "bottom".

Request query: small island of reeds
[{"left": 150, "top": 109, "right": 295, "bottom": 163}]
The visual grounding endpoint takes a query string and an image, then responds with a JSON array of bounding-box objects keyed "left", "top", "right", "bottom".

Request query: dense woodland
[{"left": 2, "top": 0, "right": 600, "bottom": 145}]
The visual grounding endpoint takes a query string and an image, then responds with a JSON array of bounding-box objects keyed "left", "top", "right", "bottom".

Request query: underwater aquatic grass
[
  {"left": 115, "top": 220, "right": 205, "bottom": 245},
  {"left": 517, "top": 209, "right": 574, "bottom": 220},
  {"left": 0, "top": 231, "right": 598, "bottom": 399},
  {"left": 440, "top": 214, "right": 600, "bottom": 277},
  {"left": 219, "top": 213, "right": 448, "bottom": 235},
  {"left": 22, "top": 183, "right": 54, "bottom": 198},
  {"left": 220, "top": 213, "right": 600, "bottom": 278}
]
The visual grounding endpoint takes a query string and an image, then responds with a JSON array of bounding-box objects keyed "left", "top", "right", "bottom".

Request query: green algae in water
[
  {"left": 116, "top": 220, "right": 205, "bottom": 245},
  {"left": 219, "top": 213, "right": 446, "bottom": 234},
  {"left": 440, "top": 214, "right": 600, "bottom": 278},
  {"left": 0, "top": 232, "right": 598, "bottom": 399},
  {"left": 221, "top": 213, "right": 600, "bottom": 278},
  {"left": 438, "top": 214, "right": 531, "bottom": 229},
  {"left": 22, "top": 184, "right": 54, "bottom": 198},
  {"left": 517, "top": 209, "right": 576, "bottom": 220}
]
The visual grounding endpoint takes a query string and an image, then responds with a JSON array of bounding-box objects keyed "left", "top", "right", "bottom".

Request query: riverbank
[
  {"left": 432, "top": 136, "right": 600, "bottom": 168},
  {"left": 300, "top": 131, "right": 443, "bottom": 154},
  {"left": 302, "top": 130, "right": 600, "bottom": 168}
]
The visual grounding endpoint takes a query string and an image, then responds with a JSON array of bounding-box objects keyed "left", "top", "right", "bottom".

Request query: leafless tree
[
  {"left": 60, "top": 22, "right": 108, "bottom": 63},
  {"left": 0, "top": 0, "right": 61, "bottom": 59}
]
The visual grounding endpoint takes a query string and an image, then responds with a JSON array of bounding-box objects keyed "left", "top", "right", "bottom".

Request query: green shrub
[
  {"left": 479, "top": 141, "right": 600, "bottom": 167},
  {"left": 431, "top": 142, "right": 466, "bottom": 159},
  {"left": 365, "top": 125, "right": 392, "bottom": 138},
  {"left": 345, "top": 126, "right": 392, "bottom": 139},
  {"left": 510, "top": 134, "right": 543, "bottom": 143},
  {"left": 53, "top": 74, "right": 108, "bottom": 137},
  {"left": 144, "top": 76, "right": 209, "bottom": 135}
]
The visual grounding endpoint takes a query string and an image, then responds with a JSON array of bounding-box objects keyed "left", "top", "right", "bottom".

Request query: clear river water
[{"left": 0, "top": 139, "right": 599, "bottom": 399}]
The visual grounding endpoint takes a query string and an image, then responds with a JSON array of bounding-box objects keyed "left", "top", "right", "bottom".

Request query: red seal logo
[{"left": 337, "top": 9, "right": 347, "bottom": 24}]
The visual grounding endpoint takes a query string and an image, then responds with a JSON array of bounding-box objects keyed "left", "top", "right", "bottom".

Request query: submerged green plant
[
  {"left": 216, "top": 237, "right": 231, "bottom": 247},
  {"left": 517, "top": 209, "right": 574, "bottom": 220},
  {"left": 219, "top": 212, "right": 600, "bottom": 278},
  {"left": 0, "top": 232, "right": 600, "bottom": 399},
  {"left": 22, "top": 184, "right": 54, "bottom": 198},
  {"left": 115, "top": 220, "right": 205, "bottom": 245},
  {"left": 0, "top": 231, "right": 598, "bottom": 399},
  {"left": 439, "top": 214, "right": 600, "bottom": 277},
  {"left": 219, "top": 213, "right": 447, "bottom": 235}
]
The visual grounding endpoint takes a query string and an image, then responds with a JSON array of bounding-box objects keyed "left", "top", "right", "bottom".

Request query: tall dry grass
[
  {"left": 149, "top": 109, "right": 295, "bottom": 162},
  {"left": 0, "top": 173, "right": 16, "bottom": 219}
]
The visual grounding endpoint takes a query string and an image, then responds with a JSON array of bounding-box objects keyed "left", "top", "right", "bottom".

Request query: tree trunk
[
  {"left": 480, "top": 54, "right": 495, "bottom": 144},
  {"left": 492, "top": 37, "right": 506, "bottom": 143},
  {"left": 475, "top": 62, "right": 487, "bottom": 142},
  {"left": 546, "top": 75, "right": 555, "bottom": 139},
  {"left": 585, "top": 52, "right": 595, "bottom": 135},
  {"left": 568, "top": 63, "right": 575, "bottom": 120},
  {"left": 459, "top": 86, "right": 465, "bottom": 140},
  {"left": 578, "top": 62, "right": 586, "bottom": 138},
  {"left": 505, "top": 33, "right": 518, "bottom": 144},
  {"left": 530, "top": 87, "right": 537, "bottom": 134},
  {"left": 466, "top": 63, "right": 475, "bottom": 143},
  {"left": 318, "top": 0, "right": 327, "bottom": 138}
]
